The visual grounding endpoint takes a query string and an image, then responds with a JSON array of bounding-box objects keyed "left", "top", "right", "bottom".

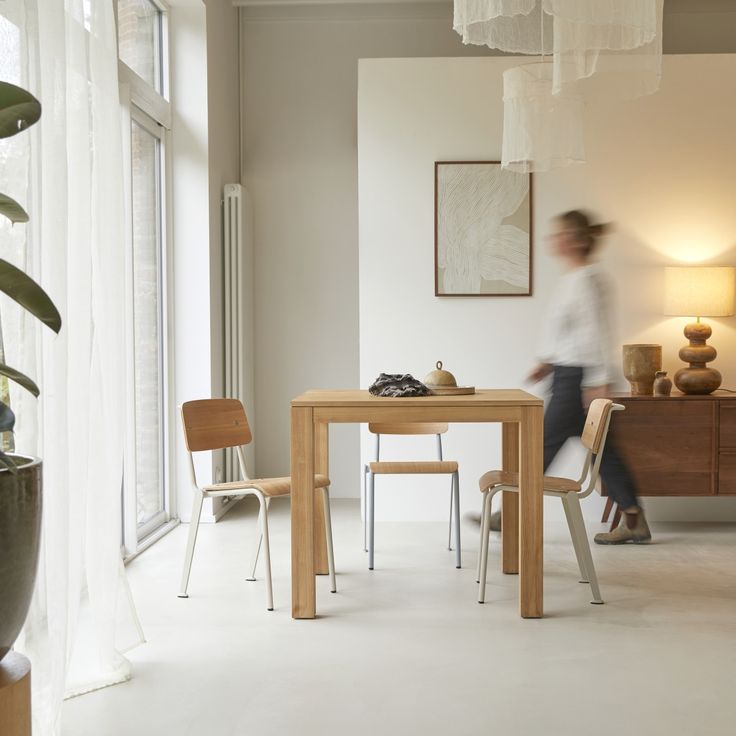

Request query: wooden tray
[{"left": 427, "top": 386, "right": 475, "bottom": 396}]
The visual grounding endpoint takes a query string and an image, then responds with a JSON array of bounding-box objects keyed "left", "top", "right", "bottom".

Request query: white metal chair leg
[
  {"left": 247, "top": 503, "right": 263, "bottom": 582},
  {"left": 452, "top": 471, "right": 461, "bottom": 568},
  {"left": 255, "top": 492, "right": 274, "bottom": 611},
  {"left": 560, "top": 495, "right": 590, "bottom": 584},
  {"left": 478, "top": 490, "right": 493, "bottom": 603},
  {"left": 362, "top": 465, "right": 368, "bottom": 552},
  {"left": 566, "top": 493, "right": 604, "bottom": 604},
  {"left": 322, "top": 487, "right": 337, "bottom": 593},
  {"left": 178, "top": 491, "right": 204, "bottom": 598},
  {"left": 246, "top": 496, "right": 270, "bottom": 581},
  {"left": 476, "top": 490, "right": 490, "bottom": 583},
  {"left": 447, "top": 479, "right": 454, "bottom": 551},
  {"left": 367, "top": 471, "right": 375, "bottom": 570}
]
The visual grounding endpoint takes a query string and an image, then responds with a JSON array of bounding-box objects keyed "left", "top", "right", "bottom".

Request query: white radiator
[{"left": 223, "top": 183, "right": 255, "bottom": 483}]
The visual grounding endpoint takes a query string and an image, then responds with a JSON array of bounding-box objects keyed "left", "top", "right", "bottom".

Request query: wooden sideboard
[{"left": 599, "top": 391, "right": 736, "bottom": 524}]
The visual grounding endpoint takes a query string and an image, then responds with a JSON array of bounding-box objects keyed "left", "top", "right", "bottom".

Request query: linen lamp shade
[
  {"left": 664, "top": 266, "right": 735, "bottom": 318},
  {"left": 663, "top": 265, "right": 735, "bottom": 394}
]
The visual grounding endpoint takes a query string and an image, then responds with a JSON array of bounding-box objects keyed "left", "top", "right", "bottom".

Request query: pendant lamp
[{"left": 453, "top": 0, "right": 664, "bottom": 172}]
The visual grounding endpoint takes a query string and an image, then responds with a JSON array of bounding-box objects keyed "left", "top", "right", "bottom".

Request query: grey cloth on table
[{"left": 368, "top": 373, "right": 430, "bottom": 397}]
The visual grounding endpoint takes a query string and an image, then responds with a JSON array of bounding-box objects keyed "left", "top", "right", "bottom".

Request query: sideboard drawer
[
  {"left": 719, "top": 403, "right": 736, "bottom": 449},
  {"left": 608, "top": 399, "right": 715, "bottom": 496},
  {"left": 718, "top": 453, "right": 736, "bottom": 495}
]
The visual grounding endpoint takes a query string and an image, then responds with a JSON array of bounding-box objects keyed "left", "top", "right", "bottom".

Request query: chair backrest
[
  {"left": 577, "top": 399, "right": 625, "bottom": 496},
  {"left": 181, "top": 398, "right": 252, "bottom": 452},
  {"left": 581, "top": 399, "right": 614, "bottom": 454},
  {"left": 368, "top": 423, "right": 448, "bottom": 436}
]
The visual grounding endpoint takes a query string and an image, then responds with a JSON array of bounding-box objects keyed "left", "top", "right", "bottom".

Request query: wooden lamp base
[{"left": 674, "top": 321, "right": 722, "bottom": 395}]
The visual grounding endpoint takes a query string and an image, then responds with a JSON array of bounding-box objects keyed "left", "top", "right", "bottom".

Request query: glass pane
[
  {"left": 131, "top": 119, "right": 164, "bottom": 530},
  {"left": 117, "top": 0, "right": 162, "bottom": 91}
]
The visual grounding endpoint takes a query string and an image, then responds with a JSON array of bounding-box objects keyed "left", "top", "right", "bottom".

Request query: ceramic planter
[{"left": 0, "top": 457, "right": 42, "bottom": 662}]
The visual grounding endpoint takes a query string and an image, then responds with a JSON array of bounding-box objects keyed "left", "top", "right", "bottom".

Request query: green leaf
[
  {"left": 0, "top": 363, "right": 39, "bottom": 397},
  {"left": 0, "top": 401, "right": 15, "bottom": 433},
  {"left": 0, "top": 259, "right": 61, "bottom": 333},
  {"left": 0, "top": 193, "right": 29, "bottom": 224},
  {"left": 0, "top": 82, "right": 41, "bottom": 139}
]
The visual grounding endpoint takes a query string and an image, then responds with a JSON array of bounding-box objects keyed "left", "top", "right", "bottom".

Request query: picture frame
[{"left": 434, "top": 161, "right": 533, "bottom": 297}]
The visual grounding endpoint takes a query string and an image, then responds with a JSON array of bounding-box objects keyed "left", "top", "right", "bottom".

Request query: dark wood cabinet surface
[{"left": 602, "top": 392, "right": 736, "bottom": 498}]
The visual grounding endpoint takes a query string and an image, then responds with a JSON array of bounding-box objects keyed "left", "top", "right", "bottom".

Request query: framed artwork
[{"left": 434, "top": 161, "right": 533, "bottom": 296}]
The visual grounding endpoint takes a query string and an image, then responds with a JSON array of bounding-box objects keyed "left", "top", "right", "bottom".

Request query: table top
[{"left": 292, "top": 388, "right": 543, "bottom": 407}]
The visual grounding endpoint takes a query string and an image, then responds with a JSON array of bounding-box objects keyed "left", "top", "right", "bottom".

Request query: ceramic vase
[
  {"left": 622, "top": 344, "right": 662, "bottom": 396},
  {"left": 653, "top": 370, "right": 673, "bottom": 397}
]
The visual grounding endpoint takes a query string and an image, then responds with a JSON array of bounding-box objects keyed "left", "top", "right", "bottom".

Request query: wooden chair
[
  {"left": 178, "top": 398, "right": 336, "bottom": 610},
  {"left": 364, "top": 423, "right": 461, "bottom": 570},
  {"left": 476, "top": 399, "right": 624, "bottom": 605}
]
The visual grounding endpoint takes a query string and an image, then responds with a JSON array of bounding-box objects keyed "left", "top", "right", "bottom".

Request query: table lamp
[{"left": 664, "top": 266, "right": 736, "bottom": 394}]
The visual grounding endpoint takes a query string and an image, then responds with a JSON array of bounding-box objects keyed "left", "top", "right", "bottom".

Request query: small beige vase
[{"left": 622, "top": 344, "right": 662, "bottom": 396}]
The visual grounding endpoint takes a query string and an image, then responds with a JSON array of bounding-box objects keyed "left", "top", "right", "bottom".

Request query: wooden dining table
[{"left": 290, "top": 389, "right": 544, "bottom": 619}]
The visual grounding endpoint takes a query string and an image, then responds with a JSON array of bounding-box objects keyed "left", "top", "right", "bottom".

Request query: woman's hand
[
  {"left": 582, "top": 384, "right": 611, "bottom": 408},
  {"left": 527, "top": 363, "right": 553, "bottom": 384}
]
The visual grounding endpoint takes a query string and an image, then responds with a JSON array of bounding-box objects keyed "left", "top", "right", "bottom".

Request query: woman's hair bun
[{"left": 589, "top": 222, "right": 612, "bottom": 237}]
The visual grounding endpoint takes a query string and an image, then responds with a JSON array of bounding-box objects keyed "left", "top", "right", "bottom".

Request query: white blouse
[{"left": 538, "top": 263, "right": 614, "bottom": 388}]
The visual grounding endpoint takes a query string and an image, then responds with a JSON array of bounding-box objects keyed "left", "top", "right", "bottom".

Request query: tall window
[
  {"left": 117, "top": 0, "right": 164, "bottom": 93},
  {"left": 117, "top": 0, "right": 172, "bottom": 554}
]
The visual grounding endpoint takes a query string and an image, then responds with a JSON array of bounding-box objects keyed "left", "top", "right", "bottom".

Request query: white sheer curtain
[{"left": 0, "top": 1, "right": 143, "bottom": 733}]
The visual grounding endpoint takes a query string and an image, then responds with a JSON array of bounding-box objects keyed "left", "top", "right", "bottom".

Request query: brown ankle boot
[{"left": 594, "top": 507, "right": 651, "bottom": 545}]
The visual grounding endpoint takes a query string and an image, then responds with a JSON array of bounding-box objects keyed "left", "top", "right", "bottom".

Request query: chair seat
[
  {"left": 369, "top": 460, "right": 458, "bottom": 475},
  {"left": 478, "top": 469, "right": 581, "bottom": 494},
  {"left": 202, "top": 473, "right": 330, "bottom": 497}
]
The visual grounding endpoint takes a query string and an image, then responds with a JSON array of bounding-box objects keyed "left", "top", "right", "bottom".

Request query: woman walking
[{"left": 484, "top": 211, "right": 651, "bottom": 543}]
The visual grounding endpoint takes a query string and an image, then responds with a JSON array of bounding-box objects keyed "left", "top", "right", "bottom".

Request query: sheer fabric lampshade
[
  {"left": 664, "top": 267, "right": 736, "bottom": 318},
  {"left": 502, "top": 63, "right": 585, "bottom": 173},
  {"left": 454, "top": 0, "right": 663, "bottom": 95},
  {"left": 453, "top": 0, "right": 664, "bottom": 172}
]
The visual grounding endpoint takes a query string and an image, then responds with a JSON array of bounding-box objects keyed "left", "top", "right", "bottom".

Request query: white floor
[{"left": 63, "top": 499, "right": 736, "bottom": 736}]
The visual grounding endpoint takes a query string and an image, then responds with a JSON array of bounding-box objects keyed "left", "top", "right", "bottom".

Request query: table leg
[
  {"left": 313, "top": 421, "right": 329, "bottom": 575},
  {"left": 501, "top": 422, "right": 520, "bottom": 574},
  {"left": 519, "top": 405, "right": 543, "bottom": 618},
  {"left": 291, "top": 406, "right": 316, "bottom": 618}
]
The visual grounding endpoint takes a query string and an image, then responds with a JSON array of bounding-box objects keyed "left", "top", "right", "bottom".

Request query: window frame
[
  {"left": 116, "top": 0, "right": 170, "bottom": 107},
  {"left": 117, "top": 0, "right": 176, "bottom": 558}
]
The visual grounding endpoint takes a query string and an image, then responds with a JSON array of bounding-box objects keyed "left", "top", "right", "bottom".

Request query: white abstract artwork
[{"left": 435, "top": 162, "right": 531, "bottom": 296}]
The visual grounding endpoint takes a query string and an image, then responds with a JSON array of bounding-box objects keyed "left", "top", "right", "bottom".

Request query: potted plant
[{"left": 0, "top": 80, "right": 61, "bottom": 662}]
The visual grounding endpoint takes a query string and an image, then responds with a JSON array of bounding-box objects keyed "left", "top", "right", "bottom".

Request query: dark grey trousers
[{"left": 545, "top": 366, "right": 639, "bottom": 510}]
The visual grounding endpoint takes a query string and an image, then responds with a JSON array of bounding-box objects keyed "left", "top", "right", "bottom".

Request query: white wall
[
  {"left": 240, "top": 2, "right": 736, "bottom": 503},
  {"left": 240, "top": 9, "right": 500, "bottom": 495},
  {"left": 170, "top": 2, "right": 216, "bottom": 521},
  {"left": 358, "top": 54, "right": 736, "bottom": 523},
  {"left": 170, "top": 0, "right": 244, "bottom": 522},
  {"left": 205, "top": 0, "right": 253, "bottom": 513}
]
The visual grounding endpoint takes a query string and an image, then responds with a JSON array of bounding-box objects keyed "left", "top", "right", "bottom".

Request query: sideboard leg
[
  {"left": 601, "top": 496, "right": 615, "bottom": 524},
  {"left": 610, "top": 506, "right": 622, "bottom": 532}
]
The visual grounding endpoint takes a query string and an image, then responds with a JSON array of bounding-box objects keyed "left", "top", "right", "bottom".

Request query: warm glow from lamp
[{"left": 664, "top": 266, "right": 736, "bottom": 318}]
